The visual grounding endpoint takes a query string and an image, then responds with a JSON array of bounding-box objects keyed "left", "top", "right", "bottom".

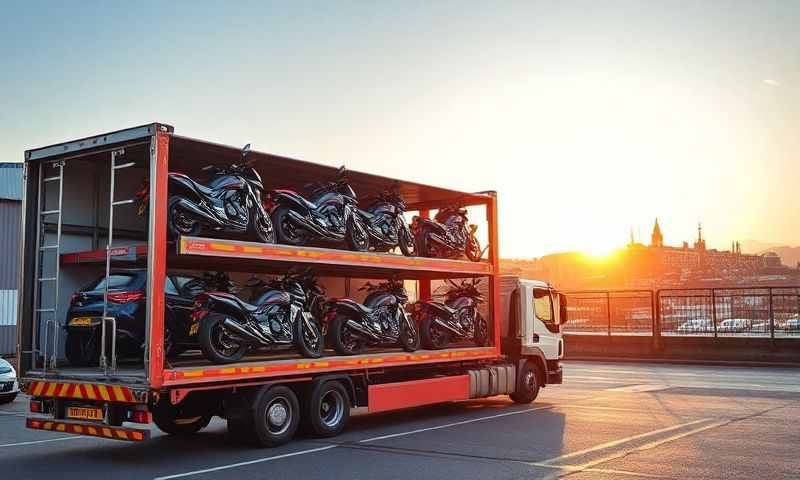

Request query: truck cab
[{"left": 498, "top": 276, "right": 566, "bottom": 399}]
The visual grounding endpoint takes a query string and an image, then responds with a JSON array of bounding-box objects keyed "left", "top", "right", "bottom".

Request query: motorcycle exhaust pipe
[
  {"left": 286, "top": 210, "right": 344, "bottom": 241},
  {"left": 345, "top": 319, "right": 381, "bottom": 340},
  {"left": 222, "top": 318, "right": 272, "bottom": 345},
  {"left": 174, "top": 197, "right": 225, "bottom": 227},
  {"left": 434, "top": 317, "right": 466, "bottom": 337}
]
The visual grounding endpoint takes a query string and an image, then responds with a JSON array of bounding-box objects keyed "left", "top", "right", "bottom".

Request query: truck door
[{"left": 531, "top": 288, "right": 562, "bottom": 359}]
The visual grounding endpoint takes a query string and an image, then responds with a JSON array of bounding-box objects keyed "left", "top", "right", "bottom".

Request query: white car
[
  {"left": 0, "top": 358, "right": 19, "bottom": 404},
  {"left": 717, "top": 318, "right": 752, "bottom": 333},
  {"left": 676, "top": 319, "right": 713, "bottom": 334}
]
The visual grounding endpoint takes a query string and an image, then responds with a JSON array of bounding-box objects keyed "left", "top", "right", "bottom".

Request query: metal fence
[{"left": 564, "top": 287, "right": 800, "bottom": 338}]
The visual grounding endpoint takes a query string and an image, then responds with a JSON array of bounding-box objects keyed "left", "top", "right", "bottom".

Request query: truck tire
[
  {"left": 301, "top": 380, "right": 350, "bottom": 438},
  {"left": 152, "top": 402, "right": 212, "bottom": 435},
  {"left": 510, "top": 361, "right": 541, "bottom": 404},
  {"left": 252, "top": 385, "right": 300, "bottom": 447}
]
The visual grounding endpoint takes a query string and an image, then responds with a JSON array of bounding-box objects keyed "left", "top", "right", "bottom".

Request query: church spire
[{"left": 650, "top": 218, "right": 663, "bottom": 247}]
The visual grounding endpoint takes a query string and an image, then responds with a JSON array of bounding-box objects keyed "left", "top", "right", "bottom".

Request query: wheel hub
[{"left": 268, "top": 402, "right": 288, "bottom": 427}]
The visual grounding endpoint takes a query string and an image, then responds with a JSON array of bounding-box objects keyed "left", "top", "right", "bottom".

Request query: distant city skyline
[{"left": 1, "top": 1, "right": 798, "bottom": 257}]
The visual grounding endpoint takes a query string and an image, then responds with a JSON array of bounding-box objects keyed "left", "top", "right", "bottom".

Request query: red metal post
[
  {"left": 148, "top": 132, "right": 169, "bottom": 388},
  {"left": 418, "top": 209, "right": 431, "bottom": 301},
  {"left": 487, "top": 194, "right": 501, "bottom": 354}
]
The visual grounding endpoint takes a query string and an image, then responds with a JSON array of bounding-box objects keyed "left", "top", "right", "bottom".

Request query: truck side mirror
[{"left": 558, "top": 293, "right": 568, "bottom": 324}]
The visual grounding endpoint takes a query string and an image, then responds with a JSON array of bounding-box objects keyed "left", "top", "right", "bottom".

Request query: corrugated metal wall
[{"left": 0, "top": 199, "right": 21, "bottom": 356}]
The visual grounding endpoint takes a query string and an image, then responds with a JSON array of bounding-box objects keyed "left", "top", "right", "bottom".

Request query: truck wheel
[
  {"left": 152, "top": 402, "right": 212, "bottom": 435},
  {"left": 199, "top": 314, "right": 247, "bottom": 364},
  {"left": 330, "top": 314, "right": 367, "bottom": 355},
  {"left": 301, "top": 381, "right": 350, "bottom": 438},
  {"left": 510, "top": 361, "right": 541, "bottom": 404},
  {"left": 252, "top": 385, "right": 300, "bottom": 447},
  {"left": 420, "top": 315, "right": 451, "bottom": 350}
]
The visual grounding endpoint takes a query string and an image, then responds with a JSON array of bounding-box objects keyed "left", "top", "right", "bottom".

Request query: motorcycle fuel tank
[
  {"left": 364, "top": 291, "right": 398, "bottom": 309},
  {"left": 446, "top": 296, "right": 475, "bottom": 310}
]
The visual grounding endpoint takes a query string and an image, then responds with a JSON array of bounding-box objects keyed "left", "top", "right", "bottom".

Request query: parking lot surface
[{"left": 2, "top": 361, "right": 798, "bottom": 479}]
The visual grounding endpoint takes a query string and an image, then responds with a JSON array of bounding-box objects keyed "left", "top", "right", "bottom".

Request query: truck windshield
[{"left": 533, "top": 289, "right": 554, "bottom": 323}]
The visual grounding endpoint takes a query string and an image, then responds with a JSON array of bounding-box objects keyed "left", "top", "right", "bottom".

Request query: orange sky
[{"left": 2, "top": 3, "right": 798, "bottom": 257}]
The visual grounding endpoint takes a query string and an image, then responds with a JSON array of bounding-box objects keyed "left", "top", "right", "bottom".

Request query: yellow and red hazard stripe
[
  {"left": 26, "top": 418, "right": 149, "bottom": 442},
  {"left": 26, "top": 381, "right": 144, "bottom": 403}
]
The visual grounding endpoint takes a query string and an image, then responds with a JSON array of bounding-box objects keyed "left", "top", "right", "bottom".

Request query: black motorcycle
[
  {"left": 357, "top": 190, "right": 416, "bottom": 256},
  {"left": 411, "top": 206, "right": 483, "bottom": 262},
  {"left": 163, "top": 144, "right": 275, "bottom": 243},
  {"left": 415, "top": 278, "right": 488, "bottom": 349},
  {"left": 267, "top": 166, "right": 369, "bottom": 251},
  {"left": 194, "top": 271, "right": 325, "bottom": 364},
  {"left": 325, "top": 279, "right": 420, "bottom": 355}
]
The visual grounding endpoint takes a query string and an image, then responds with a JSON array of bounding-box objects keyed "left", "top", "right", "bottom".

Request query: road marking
[
  {"left": 359, "top": 405, "right": 553, "bottom": 443},
  {"left": 608, "top": 384, "right": 670, "bottom": 393},
  {"left": 536, "top": 417, "right": 712, "bottom": 465},
  {"left": 547, "top": 420, "right": 728, "bottom": 479},
  {"left": 0, "top": 411, "right": 27, "bottom": 417},
  {"left": 153, "top": 445, "right": 337, "bottom": 480},
  {"left": 0, "top": 436, "right": 84, "bottom": 448}
]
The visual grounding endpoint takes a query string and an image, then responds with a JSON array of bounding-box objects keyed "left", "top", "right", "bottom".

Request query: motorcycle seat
[
  {"left": 352, "top": 302, "right": 373, "bottom": 315},
  {"left": 358, "top": 208, "right": 376, "bottom": 220},
  {"left": 189, "top": 178, "right": 218, "bottom": 197},
  {"left": 235, "top": 298, "right": 262, "bottom": 313},
  {"left": 428, "top": 301, "right": 457, "bottom": 316},
  {"left": 298, "top": 196, "right": 319, "bottom": 211}
]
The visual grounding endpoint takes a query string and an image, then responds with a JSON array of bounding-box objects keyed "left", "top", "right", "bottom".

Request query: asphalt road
[{"left": 2, "top": 361, "right": 799, "bottom": 479}]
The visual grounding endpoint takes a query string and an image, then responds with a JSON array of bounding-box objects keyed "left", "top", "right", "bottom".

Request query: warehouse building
[{"left": 0, "top": 163, "right": 22, "bottom": 356}]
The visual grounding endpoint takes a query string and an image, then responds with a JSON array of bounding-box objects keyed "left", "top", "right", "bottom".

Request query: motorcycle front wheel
[
  {"left": 474, "top": 313, "right": 489, "bottom": 347},
  {"left": 330, "top": 314, "right": 367, "bottom": 356},
  {"left": 167, "top": 196, "right": 202, "bottom": 239},
  {"left": 272, "top": 206, "right": 310, "bottom": 246},
  {"left": 198, "top": 313, "right": 247, "bottom": 364},
  {"left": 398, "top": 223, "right": 417, "bottom": 257},
  {"left": 346, "top": 216, "right": 370, "bottom": 252},
  {"left": 295, "top": 316, "right": 324, "bottom": 358},
  {"left": 399, "top": 318, "right": 420, "bottom": 352},
  {"left": 250, "top": 208, "right": 276, "bottom": 244},
  {"left": 420, "top": 314, "right": 452, "bottom": 350},
  {"left": 465, "top": 235, "right": 482, "bottom": 262}
]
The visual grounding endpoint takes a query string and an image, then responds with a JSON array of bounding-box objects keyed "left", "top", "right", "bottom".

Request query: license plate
[
  {"left": 67, "top": 406, "right": 104, "bottom": 421},
  {"left": 69, "top": 317, "right": 94, "bottom": 327}
]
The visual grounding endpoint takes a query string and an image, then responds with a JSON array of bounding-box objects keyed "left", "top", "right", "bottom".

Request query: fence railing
[{"left": 564, "top": 287, "right": 800, "bottom": 339}]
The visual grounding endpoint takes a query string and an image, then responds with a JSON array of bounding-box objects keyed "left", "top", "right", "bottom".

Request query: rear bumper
[{"left": 26, "top": 417, "right": 149, "bottom": 442}]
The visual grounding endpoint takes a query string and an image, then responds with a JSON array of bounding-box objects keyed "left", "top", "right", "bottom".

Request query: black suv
[{"left": 64, "top": 270, "right": 208, "bottom": 366}]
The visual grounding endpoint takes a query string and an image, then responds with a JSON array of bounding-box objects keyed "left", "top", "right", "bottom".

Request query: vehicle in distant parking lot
[
  {"left": 676, "top": 318, "right": 713, "bottom": 333},
  {"left": 783, "top": 315, "right": 800, "bottom": 331},
  {"left": 717, "top": 318, "right": 752, "bottom": 333},
  {"left": 0, "top": 358, "right": 19, "bottom": 404}
]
